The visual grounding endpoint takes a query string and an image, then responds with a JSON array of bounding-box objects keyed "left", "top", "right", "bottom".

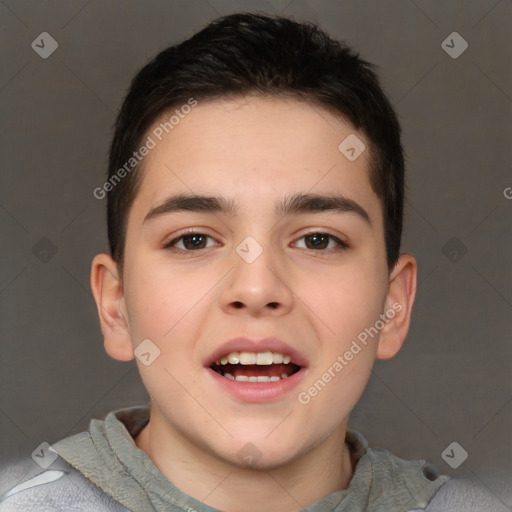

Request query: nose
[{"left": 219, "top": 236, "right": 294, "bottom": 317}]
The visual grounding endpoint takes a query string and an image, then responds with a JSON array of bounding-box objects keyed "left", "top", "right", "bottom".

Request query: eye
[
  {"left": 293, "top": 232, "right": 348, "bottom": 251},
  {"left": 163, "top": 230, "right": 348, "bottom": 253},
  {"left": 163, "top": 230, "right": 218, "bottom": 252}
]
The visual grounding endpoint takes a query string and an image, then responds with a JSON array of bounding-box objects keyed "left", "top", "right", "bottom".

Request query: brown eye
[
  {"left": 294, "top": 233, "right": 348, "bottom": 251},
  {"left": 164, "top": 232, "right": 217, "bottom": 251}
]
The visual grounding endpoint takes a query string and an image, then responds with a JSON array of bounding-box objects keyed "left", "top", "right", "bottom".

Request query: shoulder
[
  {"left": 350, "top": 433, "right": 508, "bottom": 512},
  {"left": 418, "top": 477, "right": 509, "bottom": 512},
  {"left": 0, "top": 455, "right": 129, "bottom": 512}
]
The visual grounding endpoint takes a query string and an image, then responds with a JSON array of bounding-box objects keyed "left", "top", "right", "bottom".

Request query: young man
[{"left": 0, "top": 12, "right": 506, "bottom": 512}]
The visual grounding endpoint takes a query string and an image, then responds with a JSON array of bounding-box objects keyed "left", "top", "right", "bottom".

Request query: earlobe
[
  {"left": 90, "top": 254, "right": 134, "bottom": 362},
  {"left": 376, "top": 254, "right": 417, "bottom": 360}
]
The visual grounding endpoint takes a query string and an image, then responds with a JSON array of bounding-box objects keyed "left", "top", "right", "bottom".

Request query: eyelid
[
  {"left": 296, "top": 228, "right": 348, "bottom": 243},
  {"left": 163, "top": 228, "right": 349, "bottom": 252},
  {"left": 162, "top": 228, "right": 220, "bottom": 249},
  {"left": 292, "top": 229, "right": 349, "bottom": 251}
]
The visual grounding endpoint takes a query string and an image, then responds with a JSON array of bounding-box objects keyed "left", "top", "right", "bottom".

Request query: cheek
[
  {"left": 121, "top": 260, "right": 210, "bottom": 404},
  {"left": 123, "top": 257, "right": 211, "bottom": 341},
  {"left": 295, "top": 264, "right": 385, "bottom": 427},
  {"left": 306, "top": 266, "right": 386, "bottom": 348}
]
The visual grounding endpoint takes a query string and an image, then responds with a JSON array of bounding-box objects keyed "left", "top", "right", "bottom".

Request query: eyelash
[{"left": 162, "top": 229, "right": 349, "bottom": 254}]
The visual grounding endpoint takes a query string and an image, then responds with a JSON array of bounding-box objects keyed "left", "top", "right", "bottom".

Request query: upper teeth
[{"left": 215, "top": 352, "right": 291, "bottom": 366}]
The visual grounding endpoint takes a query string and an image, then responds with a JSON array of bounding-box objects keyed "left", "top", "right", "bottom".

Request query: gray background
[{"left": 1, "top": 0, "right": 511, "bottom": 507}]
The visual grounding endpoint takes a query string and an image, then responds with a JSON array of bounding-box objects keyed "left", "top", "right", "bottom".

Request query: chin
[
  {"left": 221, "top": 447, "right": 301, "bottom": 472},
  {"left": 206, "top": 431, "right": 311, "bottom": 471}
]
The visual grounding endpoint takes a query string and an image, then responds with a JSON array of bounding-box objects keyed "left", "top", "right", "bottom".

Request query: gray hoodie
[{"left": 0, "top": 406, "right": 507, "bottom": 511}]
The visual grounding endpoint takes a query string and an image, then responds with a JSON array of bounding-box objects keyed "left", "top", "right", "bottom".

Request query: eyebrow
[{"left": 143, "top": 192, "right": 371, "bottom": 225}]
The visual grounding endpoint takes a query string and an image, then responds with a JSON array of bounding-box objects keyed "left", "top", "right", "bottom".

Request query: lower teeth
[{"left": 223, "top": 373, "right": 288, "bottom": 382}]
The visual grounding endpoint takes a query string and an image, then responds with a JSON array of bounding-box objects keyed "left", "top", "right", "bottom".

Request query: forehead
[{"left": 130, "top": 96, "right": 380, "bottom": 223}]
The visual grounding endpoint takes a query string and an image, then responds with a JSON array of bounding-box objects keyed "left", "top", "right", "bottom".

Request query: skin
[{"left": 91, "top": 96, "right": 417, "bottom": 512}]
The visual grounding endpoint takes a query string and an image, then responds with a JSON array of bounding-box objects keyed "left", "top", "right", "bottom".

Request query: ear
[
  {"left": 90, "top": 253, "right": 134, "bottom": 362},
  {"left": 376, "top": 253, "right": 417, "bottom": 360}
]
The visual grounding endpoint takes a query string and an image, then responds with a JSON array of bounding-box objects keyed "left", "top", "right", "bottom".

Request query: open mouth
[{"left": 210, "top": 351, "right": 302, "bottom": 382}]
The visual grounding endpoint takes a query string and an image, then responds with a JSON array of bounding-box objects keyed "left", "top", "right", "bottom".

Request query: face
[{"left": 117, "top": 96, "right": 391, "bottom": 468}]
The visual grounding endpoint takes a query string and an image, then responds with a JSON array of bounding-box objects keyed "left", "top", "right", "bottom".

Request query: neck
[{"left": 134, "top": 405, "right": 354, "bottom": 512}]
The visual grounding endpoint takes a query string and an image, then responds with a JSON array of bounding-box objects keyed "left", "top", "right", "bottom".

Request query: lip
[
  {"left": 203, "top": 336, "right": 309, "bottom": 403},
  {"left": 205, "top": 365, "right": 307, "bottom": 403},
  {"left": 204, "top": 336, "right": 309, "bottom": 368}
]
